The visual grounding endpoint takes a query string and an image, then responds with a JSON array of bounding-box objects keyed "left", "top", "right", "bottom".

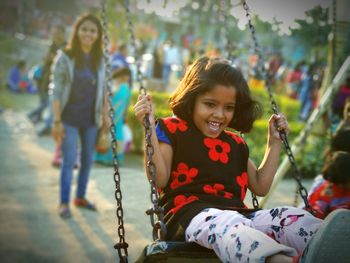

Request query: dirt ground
[{"left": 0, "top": 99, "right": 313, "bottom": 263}]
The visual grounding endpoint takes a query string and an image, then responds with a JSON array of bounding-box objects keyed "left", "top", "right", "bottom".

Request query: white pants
[{"left": 185, "top": 207, "right": 322, "bottom": 263}]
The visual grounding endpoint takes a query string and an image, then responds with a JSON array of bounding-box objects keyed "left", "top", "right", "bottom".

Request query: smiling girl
[{"left": 134, "top": 57, "right": 322, "bottom": 263}]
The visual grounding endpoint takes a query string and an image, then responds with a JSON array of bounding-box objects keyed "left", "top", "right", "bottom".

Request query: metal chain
[
  {"left": 100, "top": 1, "right": 128, "bottom": 262},
  {"left": 241, "top": 0, "right": 311, "bottom": 210},
  {"left": 123, "top": 0, "right": 166, "bottom": 241}
]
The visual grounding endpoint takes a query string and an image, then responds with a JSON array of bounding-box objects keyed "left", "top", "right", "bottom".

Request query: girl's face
[
  {"left": 193, "top": 84, "right": 236, "bottom": 138},
  {"left": 77, "top": 20, "right": 99, "bottom": 51}
]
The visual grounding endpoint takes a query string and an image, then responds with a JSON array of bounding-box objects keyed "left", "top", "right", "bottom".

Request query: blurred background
[{"left": 0, "top": 0, "right": 349, "bottom": 262}]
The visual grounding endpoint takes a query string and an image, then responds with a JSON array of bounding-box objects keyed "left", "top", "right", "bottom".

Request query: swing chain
[
  {"left": 101, "top": 1, "right": 129, "bottom": 261},
  {"left": 241, "top": 0, "right": 311, "bottom": 210},
  {"left": 123, "top": 0, "right": 167, "bottom": 241}
]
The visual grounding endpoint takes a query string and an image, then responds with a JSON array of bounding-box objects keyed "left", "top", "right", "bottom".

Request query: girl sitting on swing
[{"left": 134, "top": 57, "right": 322, "bottom": 263}]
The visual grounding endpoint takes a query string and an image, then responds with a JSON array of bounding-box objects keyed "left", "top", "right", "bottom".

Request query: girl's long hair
[{"left": 64, "top": 13, "right": 103, "bottom": 72}]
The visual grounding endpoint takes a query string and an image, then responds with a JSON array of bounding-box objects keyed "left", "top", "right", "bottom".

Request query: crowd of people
[{"left": 3, "top": 9, "right": 349, "bottom": 260}]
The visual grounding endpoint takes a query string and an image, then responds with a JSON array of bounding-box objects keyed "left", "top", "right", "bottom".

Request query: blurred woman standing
[{"left": 51, "top": 13, "right": 107, "bottom": 218}]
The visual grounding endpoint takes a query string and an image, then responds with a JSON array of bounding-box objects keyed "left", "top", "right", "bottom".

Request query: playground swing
[{"left": 99, "top": 1, "right": 350, "bottom": 262}]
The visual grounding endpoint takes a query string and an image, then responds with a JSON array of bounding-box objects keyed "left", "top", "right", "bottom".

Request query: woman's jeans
[{"left": 60, "top": 123, "right": 98, "bottom": 204}]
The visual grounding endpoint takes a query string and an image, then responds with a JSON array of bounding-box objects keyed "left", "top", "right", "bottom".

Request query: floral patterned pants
[{"left": 185, "top": 207, "right": 322, "bottom": 263}]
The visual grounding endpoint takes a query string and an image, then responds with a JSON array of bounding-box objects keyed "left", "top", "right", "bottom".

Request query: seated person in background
[
  {"left": 308, "top": 151, "right": 350, "bottom": 219},
  {"left": 7, "top": 60, "right": 35, "bottom": 93}
]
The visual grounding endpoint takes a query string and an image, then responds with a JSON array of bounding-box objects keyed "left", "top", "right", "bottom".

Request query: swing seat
[
  {"left": 135, "top": 241, "right": 220, "bottom": 263},
  {"left": 299, "top": 209, "right": 350, "bottom": 263}
]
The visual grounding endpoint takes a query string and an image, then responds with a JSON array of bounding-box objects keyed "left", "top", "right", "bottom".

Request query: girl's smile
[{"left": 193, "top": 84, "right": 236, "bottom": 138}]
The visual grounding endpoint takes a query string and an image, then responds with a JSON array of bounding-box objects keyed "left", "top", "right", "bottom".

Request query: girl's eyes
[
  {"left": 204, "top": 102, "right": 215, "bottom": 108},
  {"left": 225, "top": 106, "right": 235, "bottom": 112},
  {"left": 81, "top": 27, "right": 97, "bottom": 33},
  {"left": 204, "top": 102, "right": 235, "bottom": 111}
]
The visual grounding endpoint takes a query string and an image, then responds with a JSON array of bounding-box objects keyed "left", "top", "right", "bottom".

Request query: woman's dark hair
[
  {"left": 322, "top": 151, "right": 350, "bottom": 184},
  {"left": 169, "top": 56, "right": 262, "bottom": 133},
  {"left": 64, "top": 13, "right": 103, "bottom": 72}
]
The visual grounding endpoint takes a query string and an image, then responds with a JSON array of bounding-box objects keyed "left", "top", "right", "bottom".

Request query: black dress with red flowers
[{"left": 156, "top": 116, "right": 254, "bottom": 241}]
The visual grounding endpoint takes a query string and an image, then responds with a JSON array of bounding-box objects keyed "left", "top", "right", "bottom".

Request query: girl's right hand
[
  {"left": 133, "top": 94, "right": 155, "bottom": 126},
  {"left": 51, "top": 122, "right": 64, "bottom": 145}
]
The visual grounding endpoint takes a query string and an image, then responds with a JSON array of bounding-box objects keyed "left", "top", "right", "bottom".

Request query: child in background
[
  {"left": 308, "top": 151, "right": 350, "bottom": 219},
  {"left": 134, "top": 57, "right": 322, "bottom": 263},
  {"left": 7, "top": 60, "right": 35, "bottom": 93},
  {"left": 95, "top": 67, "right": 132, "bottom": 165}
]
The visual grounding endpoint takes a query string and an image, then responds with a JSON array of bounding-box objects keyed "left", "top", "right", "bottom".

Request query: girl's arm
[
  {"left": 247, "top": 114, "right": 289, "bottom": 196},
  {"left": 134, "top": 94, "right": 173, "bottom": 188}
]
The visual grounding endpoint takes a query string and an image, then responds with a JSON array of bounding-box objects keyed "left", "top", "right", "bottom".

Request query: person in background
[
  {"left": 95, "top": 67, "right": 132, "bottom": 165},
  {"left": 286, "top": 61, "right": 304, "bottom": 99},
  {"left": 308, "top": 151, "right": 350, "bottom": 219},
  {"left": 332, "top": 76, "right": 350, "bottom": 120},
  {"left": 38, "top": 24, "right": 66, "bottom": 136},
  {"left": 7, "top": 60, "right": 35, "bottom": 93},
  {"left": 111, "top": 43, "right": 129, "bottom": 71},
  {"left": 51, "top": 13, "right": 107, "bottom": 218},
  {"left": 27, "top": 50, "right": 56, "bottom": 124},
  {"left": 306, "top": 127, "right": 350, "bottom": 219}
]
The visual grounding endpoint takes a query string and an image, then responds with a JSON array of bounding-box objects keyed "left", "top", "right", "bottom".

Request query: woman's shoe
[
  {"left": 59, "top": 204, "right": 72, "bottom": 219},
  {"left": 74, "top": 198, "right": 97, "bottom": 211}
]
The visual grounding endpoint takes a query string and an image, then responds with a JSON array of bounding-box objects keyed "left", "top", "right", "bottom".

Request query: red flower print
[
  {"left": 170, "top": 195, "right": 199, "bottom": 214},
  {"left": 226, "top": 131, "right": 246, "bottom": 144},
  {"left": 170, "top": 162, "right": 198, "bottom": 189},
  {"left": 163, "top": 117, "right": 188, "bottom": 134},
  {"left": 204, "top": 138, "right": 231, "bottom": 164},
  {"left": 203, "top": 184, "right": 233, "bottom": 199},
  {"left": 236, "top": 172, "right": 248, "bottom": 200}
]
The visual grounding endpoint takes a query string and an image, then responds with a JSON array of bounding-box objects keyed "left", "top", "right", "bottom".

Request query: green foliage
[{"left": 295, "top": 135, "right": 330, "bottom": 178}]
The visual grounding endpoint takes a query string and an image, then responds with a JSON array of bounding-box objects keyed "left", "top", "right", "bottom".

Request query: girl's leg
[
  {"left": 76, "top": 125, "right": 98, "bottom": 199},
  {"left": 186, "top": 208, "right": 296, "bottom": 263},
  {"left": 60, "top": 123, "right": 79, "bottom": 204},
  {"left": 250, "top": 206, "right": 323, "bottom": 254}
]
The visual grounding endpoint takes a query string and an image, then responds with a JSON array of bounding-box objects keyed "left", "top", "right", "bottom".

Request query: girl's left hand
[{"left": 268, "top": 114, "right": 290, "bottom": 143}]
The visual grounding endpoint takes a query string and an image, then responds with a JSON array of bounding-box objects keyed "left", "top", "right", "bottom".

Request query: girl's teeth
[{"left": 208, "top": 122, "right": 220, "bottom": 131}]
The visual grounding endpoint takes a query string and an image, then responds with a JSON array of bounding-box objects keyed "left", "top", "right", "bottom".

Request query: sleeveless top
[{"left": 157, "top": 116, "right": 253, "bottom": 240}]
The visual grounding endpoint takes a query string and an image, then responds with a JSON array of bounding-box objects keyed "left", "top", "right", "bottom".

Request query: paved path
[{"left": 0, "top": 109, "right": 313, "bottom": 263}]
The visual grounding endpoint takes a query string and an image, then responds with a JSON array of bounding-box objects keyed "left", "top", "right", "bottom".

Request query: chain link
[
  {"left": 123, "top": 0, "right": 166, "bottom": 241},
  {"left": 241, "top": 0, "right": 311, "bottom": 210},
  {"left": 100, "top": 1, "right": 128, "bottom": 262}
]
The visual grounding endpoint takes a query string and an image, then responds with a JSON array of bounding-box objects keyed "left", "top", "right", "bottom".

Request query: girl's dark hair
[
  {"left": 331, "top": 127, "right": 350, "bottom": 153},
  {"left": 112, "top": 67, "right": 131, "bottom": 79},
  {"left": 322, "top": 151, "right": 350, "bottom": 184},
  {"left": 64, "top": 13, "right": 103, "bottom": 72},
  {"left": 169, "top": 56, "right": 262, "bottom": 133}
]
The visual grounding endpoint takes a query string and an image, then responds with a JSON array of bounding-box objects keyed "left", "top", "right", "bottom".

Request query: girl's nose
[{"left": 213, "top": 107, "right": 224, "bottom": 119}]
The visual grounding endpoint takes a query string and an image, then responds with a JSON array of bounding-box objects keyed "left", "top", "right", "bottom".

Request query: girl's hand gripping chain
[
  {"left": 134, "top": 94, "right": 155, "bottom": 126},
  {"left": 268, "top": 114, "right": 290, "bottom": 144}
]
